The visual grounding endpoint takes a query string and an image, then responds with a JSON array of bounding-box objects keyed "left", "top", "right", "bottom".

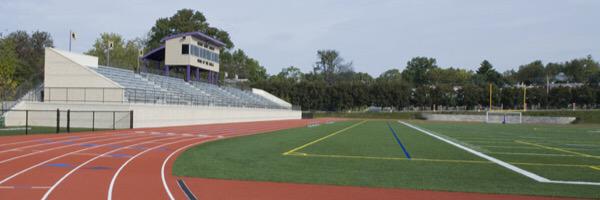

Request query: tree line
[
  {"left": 252, "top": 51, "right": 600, "bottom": 111},
  {"left": 0, "top": 31, "right": 53, "bottom": 101}
]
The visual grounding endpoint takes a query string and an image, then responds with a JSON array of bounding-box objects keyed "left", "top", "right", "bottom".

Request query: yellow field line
[
  {"left": 515, "top": 140, "right": 600, "bottom": 159},
  {"left": 282, "top": 120, "right": 367, "bottom": 155},
  {"left": 285, "top": 152, "right": 600, "bottom": 169}
]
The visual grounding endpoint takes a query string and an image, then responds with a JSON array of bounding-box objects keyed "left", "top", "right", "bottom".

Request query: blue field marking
[
  {"left": 80, "top": 143, "right": 97, "bottom": 147},
  {"left": 155, "top": 147, "right": 169, "bottom": 152},
  {"left": 107, "top": 144, "right": 123, "bottom": 149},
  {"left": 45, "top": 163, "right": 71, "bottom": 168},
  {"left": 130, "top": 146, "right": 146, "bottom": 150},
  {"left": 386, "top": 122, "right": 411, "bottom": 159},
  {"left": 61, "top": 141, "right": 75, "bottom": 145},
  {"left": 87, "top": 166, "right": 111, "bottom": 170},
  {"left": 37, "top": 139, "right": 54, "bottom": 144},
  {"left": 109, "top": 153, "right": 132, "bottom": 158}
]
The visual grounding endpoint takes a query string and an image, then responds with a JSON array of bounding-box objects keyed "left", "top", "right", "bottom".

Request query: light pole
[
  {"left": 69, "top": 31, "right": 76, "bottom": 52},
  {"left": 106, "top": 41, "right": 113, "bottom": 66},
  {"left": 137, "top": 49, "right": 143, "bottom": 73}
]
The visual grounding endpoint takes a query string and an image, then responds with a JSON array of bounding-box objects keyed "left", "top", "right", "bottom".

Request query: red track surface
[{"left": 0, "top": 118, "right": 574, "bottom": 200}]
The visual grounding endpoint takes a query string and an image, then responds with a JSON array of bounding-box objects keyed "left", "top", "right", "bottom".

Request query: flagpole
[{"left": 69, "top": 30, "right": 72, "bottom": 52}]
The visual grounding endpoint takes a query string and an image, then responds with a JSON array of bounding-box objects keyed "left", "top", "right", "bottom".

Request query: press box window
[{"left": 181, "top": 44, "right": 190, "bottom": 55}]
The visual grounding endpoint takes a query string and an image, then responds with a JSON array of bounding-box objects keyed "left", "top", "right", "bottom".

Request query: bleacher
[{"left": 93, "top": 66, "right": 287, "bottom": 109}]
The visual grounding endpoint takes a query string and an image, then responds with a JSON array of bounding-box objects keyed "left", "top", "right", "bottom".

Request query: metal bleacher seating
[{"left": 93, "top": 66, "right": 286, "bottom": 109}]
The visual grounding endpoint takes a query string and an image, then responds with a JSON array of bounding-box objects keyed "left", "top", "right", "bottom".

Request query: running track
[{"left": 0, "top": 118, "right": 574, "bottom": 200}]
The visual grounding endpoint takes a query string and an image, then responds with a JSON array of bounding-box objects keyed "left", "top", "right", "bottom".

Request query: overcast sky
[{"left": 2, "top": 0, "right": 599, "bottom": 76}]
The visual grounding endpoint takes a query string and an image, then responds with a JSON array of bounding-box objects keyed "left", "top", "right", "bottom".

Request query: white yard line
[{"left": 398, "top": 121, "right": 600, "bottom": 186}]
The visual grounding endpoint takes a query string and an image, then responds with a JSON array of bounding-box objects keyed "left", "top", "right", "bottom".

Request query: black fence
[{"left": 0, "top": 109, "right": 133, "bottom": 135}]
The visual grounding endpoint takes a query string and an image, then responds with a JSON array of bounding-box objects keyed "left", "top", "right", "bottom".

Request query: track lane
[
  {"left": 0, "top": 134, "right": 160, "bottom": 199},
  {"left": 0, "top": 119, "right": 343, "bottom": 200},
  {"left": 0, "top": 129, "right": 133, "bottom": 148},
  {"left": 41, "top": 136, "right": 195, "bottom": 200},
  {"left": 0, "top": 133, "right": 146, "bottom": 181},
  {"left": 0, "top": 133, "right": 131, "bottom": 163}
]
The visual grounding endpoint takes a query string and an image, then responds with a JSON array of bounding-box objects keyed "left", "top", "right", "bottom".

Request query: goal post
[{"left": 485, "top": 111, "right": 522, "bottom": 124}]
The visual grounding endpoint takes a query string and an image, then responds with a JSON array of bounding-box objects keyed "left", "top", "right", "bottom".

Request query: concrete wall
[
  {"left": 5, "top": 101, "right": 301, "bottom": 128},
  {"left": 131, "top": 104, "right": 299, "bottom": 128},
  {"left": 252, "top": 88, "right": 292, "bottom": 108},
  {"left": 165, "top": 36, "right": 220, "bottom": 72},
  {"left": 44, "top": 48, "right": 124, "bottom": 103},
  {"left": 421, "top": 113, "right": 576, "bottom": 124}
]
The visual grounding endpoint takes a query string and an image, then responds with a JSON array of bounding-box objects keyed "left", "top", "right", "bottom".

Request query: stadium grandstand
[{"left": 3, "top": 32, "right": 300, "bottom": 128}]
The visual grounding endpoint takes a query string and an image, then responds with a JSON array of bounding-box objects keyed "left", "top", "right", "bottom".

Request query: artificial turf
[{"left": 173, "top": 120, "right": 600, "bottom": 199}]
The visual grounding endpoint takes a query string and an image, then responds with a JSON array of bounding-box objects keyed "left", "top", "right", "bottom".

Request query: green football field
[{"left": 173, "top": 120, "right": 600, "bottom": 199}]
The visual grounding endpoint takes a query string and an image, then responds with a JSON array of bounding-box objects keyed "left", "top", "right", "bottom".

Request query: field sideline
[{"left": 174, "top": 120, "right": 600, "bottom": 199}]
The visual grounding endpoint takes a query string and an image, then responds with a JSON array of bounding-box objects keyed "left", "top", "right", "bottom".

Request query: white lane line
[
  {"left": 42, "top": 136, "right": 184, "bottom": 200},
  {"left": 107, "top": 137, "right": 200, "bottom": 200},
  {"left": 0, "top": 134, "right": 100, "bottom": 148},
  {"left": 398, "top": 121, "right": 600, "bottom": 186},
  {"left": 0, "top": 134, "right": 156, "bottom": 185},
  {"left": 160, "top": 131, "right": 268, "bottom": 200},
  {"left": 0, "top": 134, "right": 136, "bottom": 165},
  {"left": 0, "top": 185, "right": 51, "bottom": 189},
  {"left": 0, "top": 134, "right": 113, "bottom": 154},
  {"left": 160, "top": 140, "right": 211, "bottom": 200}
]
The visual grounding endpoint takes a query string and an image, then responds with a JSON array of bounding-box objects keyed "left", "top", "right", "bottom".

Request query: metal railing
[
  {"left": 0, "top": 109, "right": 133, "bottom": 135},
  {"left": 21, "top": 87, "right": 298, "bottom": 110}
]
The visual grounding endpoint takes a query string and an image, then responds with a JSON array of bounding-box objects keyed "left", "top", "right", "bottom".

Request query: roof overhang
[
  {"left": 141, "top": 45, "right": 165, "bottom": 61},
  {"left": 160, "top": 31, "right": 226, "bottom": 48}
]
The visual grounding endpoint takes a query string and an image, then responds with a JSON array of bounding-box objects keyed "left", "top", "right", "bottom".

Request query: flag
[
  {"left": 108, "top": 41, "right": 114, "bottom": 49},
  {"left": 70, "top": 31, "right": 76, "bottom": 40},
  {"left": 139, "top": 49, "right": 144, "bottom": 57}
]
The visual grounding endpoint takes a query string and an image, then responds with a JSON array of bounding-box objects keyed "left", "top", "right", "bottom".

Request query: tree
[
  {"left": 545, "top": 62, "right": 563, "bottom": 82},
  {"left": 313, "top": 50, "right": 353, "bottom": 85},
  {"left": 474, "top": 60, "right": 503, "bottom": 86},
  {"left": 563, "top": 56, "right": 600, "bottom": 83},
  {"left": 85, "top": 33, "right": 143, "bottom": 70},
  {"left": 402, "top": 57, "right": 437, "bottom": 85},
  {"left": 220, "top": 49, "right": 267, "bottom": 82},
  {"left": 0, "top": 39, "right": 18, "bottom": 100},
  {"left": 516, "top": 60, "right": 545, "bottom": 85},
  {"left": 377, "top": 69, "right": 403, "bottom": 82},
  {"left": 428, "top": 67, "right": 472, "bottom": 86},
  {"left": 572, "top": 86, "right": 596, "bottom": 107},
  {"left": 549, "top": 87, "right": 572, "bottom": 108},
  {"left": 146, "top": 9, "right": 233, "bottom": 50},
  {"left": 276, "top": 66, "right": 303, "bottom": 82},
  {"left": 3, "top": 30, "right": 54, "bottom": 85},
  {"left": 457, "top": 84, "right": 484, "bottom": 109}
]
